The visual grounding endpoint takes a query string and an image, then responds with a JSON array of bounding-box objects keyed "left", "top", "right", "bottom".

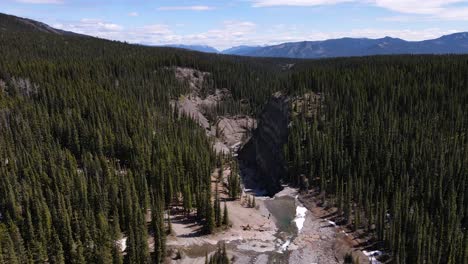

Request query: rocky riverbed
[{"left": 166, "top": 181, "right": 372, "bottom": 264}]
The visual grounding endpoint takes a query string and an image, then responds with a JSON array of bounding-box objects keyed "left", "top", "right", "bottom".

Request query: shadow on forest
[
  {"left": 170, "top": 214, "right": 206, "bottom": 238},
  {"left": 320, "top": 211, "right": 339, "bottom": 219},
  {"left": 177, "top": 228, "right": 205, "bottom": 238}
]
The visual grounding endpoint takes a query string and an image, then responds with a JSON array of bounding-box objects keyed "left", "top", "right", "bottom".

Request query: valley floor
[
  {"left": 165, "top": 180, "right": 371, "bottom": 264},
  {"left": 165, "top": 167, "right": 280, "bottom": 263}
]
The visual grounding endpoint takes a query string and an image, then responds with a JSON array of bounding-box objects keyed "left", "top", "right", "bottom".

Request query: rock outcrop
[
  {"left": 171, "top": 67, "right": 256, "bottom": 154},
  {"left": 239, "top": 92, "right": 290, "bottom": 195}
]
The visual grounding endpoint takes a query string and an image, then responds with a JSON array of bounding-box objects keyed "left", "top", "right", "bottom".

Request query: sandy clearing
[
  {"left": 166, "top": 193, "right": 280, "bottom": 263},
  {"left": 167, "top": 178, "right": 277, "bottom": 249}
]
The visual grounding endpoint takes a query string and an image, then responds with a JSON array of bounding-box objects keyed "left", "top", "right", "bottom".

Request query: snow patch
[
  {"left": 290, "top": 192, "right": 308, "bottom": 232},
  {"left": 293, "top": 205, "right": 307, "bottom": 232},
  {"left": 363, "top": 250, "right": 383, "bottom": 264},
  {"left": 327, "top": 220, "right": 337, "bottom": 227},
  {"left": 278, "top": 239, "right": 291, "bottom": 253},
  {"left": 340, "top": 230, "right": 349, "bottom": 236},
  {"left": 117, "top": 237, "right": 127, "bottom": 252},
  {"left": 230, "top": 141, "right": 242, "bottom": 150}
]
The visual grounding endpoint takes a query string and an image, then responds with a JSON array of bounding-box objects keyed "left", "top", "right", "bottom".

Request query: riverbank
[
  {"left": 297, "top": 191, "right": 378, "bottom": 264},
  {"left": 166, "top": 166, "right": 285, "bottom": 263}
]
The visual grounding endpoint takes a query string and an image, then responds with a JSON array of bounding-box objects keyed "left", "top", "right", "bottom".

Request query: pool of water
[
  {"left": 261, "top": 194, "right": 306, "bottom": 263},
  {"left": 264, "top": 196, "right": 297, "bottom": 235}
]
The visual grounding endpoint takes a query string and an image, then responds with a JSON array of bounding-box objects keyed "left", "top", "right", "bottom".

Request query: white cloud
[
  {"left": 128, "top": 12, "right": 139, "bottom": 17},
  {"left": 373, "top": 0, "right": 462, "bottom": 15},
  {"left": 378, "top": 16, "right": 422, "bottom": 22},
  {"left": 377, "top": 0, "right": 468, "bottom": 21},
  {"left": 140, "top": 24, "right": 172, "bottom": 35},
  {"left": 53, "top": 19, "right": 124, "bottom": 39},
  {"left": 15, "top": 0, "right": 63, "bottom": 3},
  {"left": 157, "top": 6, "right": 215, "bottom": 11},
  {"left": 78, "top": 19, "right": 122, "bottom": 31},
  {"left": 251, "top": 0, "right": 468, "bottom": 20},
  {"left": 156, "top": 21, "right": 257, "bottom": 49},
  {"left": 252, "top": 0, "right": 351, "bottom": 7},
  {"left": 52, "top": 17, "right": 460, "bottom": 50},
  {"left": 435, "top": 7, "right": 468, "bottom": 20},
  {"left": 53, "top": 18, "right": 175, "bottom": 44},
  {"left": 53, "top": 19, "right": 256, "bottom": 49}
]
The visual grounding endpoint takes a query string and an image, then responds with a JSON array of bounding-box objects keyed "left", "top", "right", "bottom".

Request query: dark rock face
[{"left": 239, "top": 93, "right": 290, "bottom": 196}]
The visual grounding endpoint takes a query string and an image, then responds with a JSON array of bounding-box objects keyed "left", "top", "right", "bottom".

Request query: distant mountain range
[
  {"left": 222, "top": 45, "right": 264, "bottom": 55},
  {"left": 2, "top": 12, "right": 468, "bottom": 59},
  {"left": 163, "top": 44, "right": 264, "bottom": 55},
  {"left": 164, "top": 44, "right": 219, "bottom": 53},
  {"left": 168, "top": 33, "right": 468, "bottom": 58}
]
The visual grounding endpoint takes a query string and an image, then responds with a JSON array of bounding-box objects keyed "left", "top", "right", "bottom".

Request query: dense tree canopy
[
  {"left": 1, "top": 13, "right": 467, "bottom": 263},
  {"left": 0, "top": 22, "right": 224, "bottom": 263},
  {"left": 285, "top": 56, "right": 468, "bottom": 263}
]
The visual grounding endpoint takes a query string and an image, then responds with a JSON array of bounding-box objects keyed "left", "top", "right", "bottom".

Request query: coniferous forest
[
  {"left": 0, "top": 13, "right": 467, "bottom": 264},
  {"left": 284, "top": 57, "right": 468, "bottom": 263}
]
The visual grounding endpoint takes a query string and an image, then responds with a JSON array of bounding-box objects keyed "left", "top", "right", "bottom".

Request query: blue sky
[{"left": 2, "top": 0, "right": 468, "bottom": 49}]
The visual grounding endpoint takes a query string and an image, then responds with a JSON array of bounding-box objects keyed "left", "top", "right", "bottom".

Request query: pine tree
[
  {"left": 205, "top": 193, "right": 215, "bottom": 234},
  {"left": 152, "top": 203, "right": 165, "bottom": 264},
  {"left": 228, "top": 165, "right": 241, "bottom": 200},
  {"left": 153, "top": 224, "right": 164, "bottom": 264},
  {"left": 111, "top": 213, "right": 123, "bottom": 264},
  {"left": 49, "top": 231, "right": 65, "bottom": 264},
  {"left": 70, "top": 240, "right": 86, "bottom": 264},
  {"left": 166, "top": 211, "right": 172, "bottom": 235},
  {"left": 0, "top": 225, "right": 20, "bottom": 264},
  {"left": 182, "top": 183, "right": 193, "bottom": 217},
  {"left": 222, "top": 202, "right": 229, "bottom": 226},
  {"left": 215, "top": 194, "right": 222, "bottom": 227},
  {"left": 222, "top": 243, "right": 229, "bottom": 264}
]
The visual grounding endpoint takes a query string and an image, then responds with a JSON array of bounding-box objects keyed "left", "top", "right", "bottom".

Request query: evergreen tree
[
  {"left": 204, "top": 193, "right": 215, "bottom": 234},
  {"left": 215, "top": 194, "right": 222, "bottom": 227},
  {"left": 222, "top": 202, "right": 229, "bottom": 226}
]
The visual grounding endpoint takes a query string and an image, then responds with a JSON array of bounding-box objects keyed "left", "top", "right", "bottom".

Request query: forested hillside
[
  {"left": 0, "top": 12, "right": 467, "bottom": 264},
  {"left": 284, "top": 56, "right": 468, "bottom": 263},
  {"left": 0, "top": 13, "right": 286, "bottom": 263}
]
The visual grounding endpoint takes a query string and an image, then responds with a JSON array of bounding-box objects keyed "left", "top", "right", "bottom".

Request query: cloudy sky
[{"left": 2, "top": 0, "right": 468, "bottom": 49}]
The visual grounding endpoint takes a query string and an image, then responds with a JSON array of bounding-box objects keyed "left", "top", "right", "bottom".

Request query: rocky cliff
[{"left": 239, "top": 92, "right": 290, "bottom": 196}]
